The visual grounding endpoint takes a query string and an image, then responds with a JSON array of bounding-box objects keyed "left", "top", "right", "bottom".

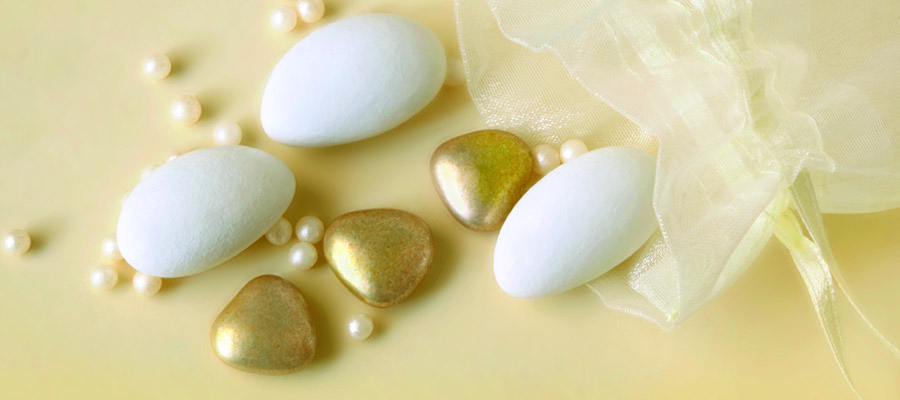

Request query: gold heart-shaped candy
[
  {"left": 211, "top": 275, "right": 316, "bottom": 374},
  {"left": 431, "top": 129, "right": 533, "bottom": 231},
  {"left": 323, "top": 209, "right": 434, "bottom": 307}
]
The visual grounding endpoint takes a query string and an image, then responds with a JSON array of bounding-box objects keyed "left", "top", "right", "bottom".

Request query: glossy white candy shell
[
  {"left": 260, "top": 13, "right": 446, "bottom": 147},
  {"left": 117, "top": 146, "right": 295, "bottom": 278},
  {"left": 494, "top": 147, "right": 657, "bottom": 298}
]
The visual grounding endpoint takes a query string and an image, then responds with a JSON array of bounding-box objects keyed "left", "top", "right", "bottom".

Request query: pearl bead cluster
[
  {"left": 270, "top": 0, "right": 325, "bottom": 33},
  {"left": 169, "top": 88, "right": 245, "bottom": 146},
  {"left": 290, "top": 215, "right": 324, "bottom": 270},
  {"left": 141, "top": 50, "right": 243, "bottom": 145},
  {"left": 266, "top": 215, "right": 324, "bottom": 271},
  {"left": 139, "top": 54, "right": 206, "bottom": 129},
  {"left": 90, "top": 236, "right": 163, "bottom": 296},
  {"left": 532, "top": 138, "right": 589, "bottom": 175}
]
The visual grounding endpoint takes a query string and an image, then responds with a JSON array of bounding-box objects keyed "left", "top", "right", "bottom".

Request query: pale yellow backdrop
[{"left": 0, "top": 0, "right": 898, "bottom": 398}]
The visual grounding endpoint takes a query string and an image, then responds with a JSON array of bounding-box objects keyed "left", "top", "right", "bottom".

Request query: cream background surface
[{"left": 0, "top": 0, "right": 898, "bottom": 398}]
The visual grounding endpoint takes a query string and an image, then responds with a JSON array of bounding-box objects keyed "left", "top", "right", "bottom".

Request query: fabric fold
[{"left": 457, "top": 0, "right": 900, "bottom": 328}]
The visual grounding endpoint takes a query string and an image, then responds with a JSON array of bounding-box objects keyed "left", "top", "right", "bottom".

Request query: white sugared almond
[
  {"left": 261, "top": 14, "right": 445, "bottom": 147},
  {"left": 117, "top": 146, "right": 295, "bottom": 278},
  {"left": 494, "top": 147, "right": 657, "bottom": 297}
]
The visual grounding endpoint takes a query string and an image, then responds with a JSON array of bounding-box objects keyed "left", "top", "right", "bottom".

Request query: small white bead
[
  {"left": 167, "top": 153, "right": 178, "bottom": 162},
  {"left": 296, "top": 0, "right": 325, "bottom": 23},
  {"left": 89, "top": 264, "right": 118, "bottom": 290},
  {"left": 559, "top": 139, "right": 588, "bottom": 163},
  {"left": 100, "top": 237, "right": 123, "bottom": 262},
  {"left": 289, "top": 242, "right": 318, "bottom": 270},
  {"left": 532, "top": 144, "right": 561, "bottom": 175},
  {"left": 213, "top": 121, "right": 242, "bottom": 145},
  {"left": 295, "top": 215, "right": 324, "bottom": 243},
  {"left": 2, "top": 229, "right": 31, "bottom": 255},
  {"left": 170, "top": 94, "right": 202, "bottom": 125},
  {"left": 141, "top": 54, "right": 171, "bottom": 80},
  {"left": 347, "top": 314, "right": 374, "bottom": 341},
  {"left": 266, "top": 217, "right": 293, "bottom": 246},
  {"left": 444, "top": 58, "right": 466, "bottom": 87},
  {"left": 270, "top": 6, "right": 298, "bottom": 33},
  {"left": 132, "top": 272, "right": 162, "bottom": 296}
]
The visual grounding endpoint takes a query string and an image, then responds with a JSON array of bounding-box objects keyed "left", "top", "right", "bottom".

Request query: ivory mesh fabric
[{"left": 456, "top": 0, "right": 900, "bottom": 329}]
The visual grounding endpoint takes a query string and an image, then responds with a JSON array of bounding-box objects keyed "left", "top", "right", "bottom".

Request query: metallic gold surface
[
  {"left": 323, "top": 209, "right": 434, "bottom": 308},
  {"left": 431, "top": 129, "right": 534, "bottom": 231},
  {"left": 211, "top": 275, "right": 316, "bottom": 374}
]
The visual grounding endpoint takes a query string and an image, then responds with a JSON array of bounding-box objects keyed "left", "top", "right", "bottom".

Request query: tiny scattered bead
[
  {"left": 296, "top": 0, "right": 325, "bottom": 23},
  {"left": 270, "top": 6, "right": 298, "bottom": 33},
  {"left": 559, "top": 139, "right": 588, "bottom": 163},
  {"left": 289, "top": 242, "right": 318, "bottom": 270},
  {"left": 89, "top": 264, "right": 118, "bottom": 290},
  {"left": 347, "top": 313, "right": 374, "bottom": 341},
  {"left": 100, "top": 237, "right": 123, "bottom": 262},
  {"left": 532, "top": 144, "right": 561, "bottom": 175},
  {"left": 141, "top": 54, "right": 171, "bottom": 80},
  {"left": 444, "top": 58, "right": 466, "bottom": 87},
  {"left": 295, "top": 215, "right": 324, "bottom": 243},
  {"left": 2, "top": 229, "right": 31, "bottom": 255},
  {"left": 133, "top": 272, "right": 162, "bottom": 296},
  {"left": 266, "top": 217, "right": 293, "bottom": 246},
  {"left": 213, "top": 121, "right": 242, "bottom": 145},
  {"left": 170, "top": 94, "right": 202, "bottom": 125}
]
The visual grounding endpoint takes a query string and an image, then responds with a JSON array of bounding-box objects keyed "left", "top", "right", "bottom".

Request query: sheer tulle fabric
[{"left": 456, "top": 0, "right": 900, "bottom": 329}]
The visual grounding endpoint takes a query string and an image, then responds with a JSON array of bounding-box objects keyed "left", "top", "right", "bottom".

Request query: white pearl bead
[
  {"left": 100, "top": 237, "right": 123, "bottom": 262},
  {"left": 89, "top": 264, "right": 118, "bottom": 290},
  {"left": 296, "top": 0, "right": 325, "bottom": 23},
  {"left": 141, "top": 54, "right": 171, "bottom": 80},
  {"left": 132, "top": 272, "right": 162, "bottom": 296},
  {"left": 266, "top": 217, "right": 293, "bottom": 246},
  {"left": 347, "top": 314, "right": 374, "bottom": 341},
  {"left": 295, "top": 215, "right": 324, "bottom": 243},
  {"left": 2, "top": 229, "right": 31, "bottom": 255},
  {"left": 559, "top": 139, "right": 588, "bottom": 163},
  {"left": 532, "top": 144, "right": 561, "bottom": 175},
  {"left": 289, "top": 242, "right": 318, "bottom": 270},
  {"left": 270, "top": 6, "right": 298, "bottom": 33},
  {"left": 170, "top": 94, "right": 202, "bottom": 125},
  {"left": 213, "top": 121, "right": 242, "bottom": 145},
  {"left": 444, "top": 58, "right": 466, "bottom": 87}
]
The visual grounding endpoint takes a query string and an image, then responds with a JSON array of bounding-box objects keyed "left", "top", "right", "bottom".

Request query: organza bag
[{"left": 456, "top": 0, "right": 900, "bottom": 392}]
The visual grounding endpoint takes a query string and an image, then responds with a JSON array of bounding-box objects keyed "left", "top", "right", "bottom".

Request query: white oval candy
[
  {"left": 260, "top": 13, "right": 446, "bottom": 147},
  {"left": 494, "top": 147, "right": 657, "bottom": 298},
  {"left": 117, "top": 146, "right": 295, "bottom": 278}
]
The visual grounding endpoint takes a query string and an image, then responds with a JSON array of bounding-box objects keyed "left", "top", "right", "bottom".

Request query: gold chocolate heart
[
  {"left": 431, "top": 129, "right": 533, "bottom": 231},
  {"left": 211, "top": 275, "right": 316, "bottom": 374},
  {"left": 323, "top": 209, "right": 434, "bottom": 307}
]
